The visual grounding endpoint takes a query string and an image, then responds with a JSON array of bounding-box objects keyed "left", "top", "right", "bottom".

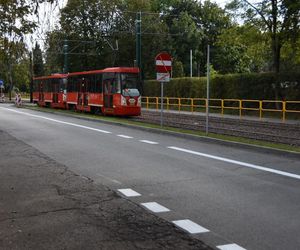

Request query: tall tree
[
  {"left": 227, "top": 0, "right": 300, "bottom": 72},
  {"left": 164, "top": 0, "right": 231, "bottom": 76},
  {"left": 0, "top": 0, "right": 58, "bottom": 98},
  {"left": 33, "top": 43, "right": 44, "bottom": 76},
  {"left": 215, "top": 25, "right": 269, "bottom": 73}
]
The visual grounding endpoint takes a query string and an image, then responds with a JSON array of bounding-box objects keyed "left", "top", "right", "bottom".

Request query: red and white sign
[
  {"left": 155, "top": 52, "right": 172, "bottom": 73},
  {"left": 155, "top": 52, "right": 172, "bottom": 82}
]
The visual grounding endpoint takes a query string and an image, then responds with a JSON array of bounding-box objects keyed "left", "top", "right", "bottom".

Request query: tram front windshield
[{"left": 121, "top": 73, "right": 140, "bottom": 97}]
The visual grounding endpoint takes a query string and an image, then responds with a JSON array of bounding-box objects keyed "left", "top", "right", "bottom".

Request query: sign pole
[
  {"left": 155, "top": 52, "right": 172, "bottom": 128},
  {"left": 160, "top": 81, "right": 164, "bottom": 127}
]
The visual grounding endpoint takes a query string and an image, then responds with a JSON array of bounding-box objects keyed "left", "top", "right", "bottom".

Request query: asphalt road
[{"left": 1, "top": 104, "right": 300, "bottom": 250}]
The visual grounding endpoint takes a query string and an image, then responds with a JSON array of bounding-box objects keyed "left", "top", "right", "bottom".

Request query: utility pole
[
  {"left": 206, "top": 45, "right": 210, "bottom": 136},
  {"left": 63, "top": 39, "right": 68, "bottom": 73},
  {"left": 135, "top": 11, "right": 142, "bottom": 72},
  {"left": 29, "top": 52, "right": 33, "bottom": 103},
  {"left": 190, "top": 49, "right": 193, "bottom": 77}
]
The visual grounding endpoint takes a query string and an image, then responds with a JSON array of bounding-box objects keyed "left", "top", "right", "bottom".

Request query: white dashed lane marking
[
  {"left": 168, "top": 146, "right": 300, "bottom": 180},
  {"left": 117, "top": 188, "right": 141, "bottom": 197},
  {"left": 141, "top": 202, "right": 170, "bottom": 213},
  {"left": 217, "top": 243, "right": 247, "bottom": 250},
  {"left": 172, "top": 219, "right": 210, "bottom": 234},
  {"left": 117, "top": 135, "right": 133, "bottom": 139},
  {"left": 139, "top": 140, "right": 159, "bottom": 145}
]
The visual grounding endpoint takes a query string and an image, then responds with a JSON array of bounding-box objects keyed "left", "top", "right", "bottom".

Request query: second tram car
[{"left": 33, "top": 67, "right": 141, "bottom": 116}]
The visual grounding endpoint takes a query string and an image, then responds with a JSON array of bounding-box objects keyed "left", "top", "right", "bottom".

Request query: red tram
[{"left": 33, "top": 67, "right": 141, "bottom": 116}]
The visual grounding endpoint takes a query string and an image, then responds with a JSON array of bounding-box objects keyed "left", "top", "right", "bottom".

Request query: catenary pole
[
  {"left": 136, "top": 11, "right": 142, "bottom": 71},
  {"left": 29, "top": 52, "right": 33, "bottom": 103},
  {"left": 63, "top": 39, "right": 68, "bottom": 74},
  {"left": 190, "top": 49, "right": 193, "bottom": 77},
  {"left": 206, "top": 45, "right": 210, "bottom": 135}
]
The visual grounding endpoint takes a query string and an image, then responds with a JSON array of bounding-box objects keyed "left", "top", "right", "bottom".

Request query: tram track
[{"left": 132, "top": 110, "right": 300, "bottom": 146}]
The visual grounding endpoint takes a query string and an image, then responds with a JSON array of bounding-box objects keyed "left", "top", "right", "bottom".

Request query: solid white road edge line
[
  {"left": 217, "top": 243, "right": 247, "bottom": 250},
  {"left": 140, "top": 202, "right": 170, "bottom": 213},
  {"left": 1, "top": 108, "right": 112, "bottom": 134},
  {"left": 172, "top": 219, "right": 210, "bottom": 234},
  {"left": 117, "top": 188, "right": 141, "bottom": 197},
  {"left": 139, "top": 140, "right": 159, "bottom": 145},
  {"left": 168, "top": 146, "right": 300, "bottom": 180}
]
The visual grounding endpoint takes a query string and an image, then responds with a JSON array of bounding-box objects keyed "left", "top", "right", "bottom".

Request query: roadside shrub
[{"left": 143, "top": 72, "right": 300, "bottom": 100}]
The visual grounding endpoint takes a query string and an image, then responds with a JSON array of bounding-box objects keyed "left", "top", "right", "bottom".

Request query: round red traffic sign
[{"left": 155, "top": 52, "right": 172, "bottom": 73}]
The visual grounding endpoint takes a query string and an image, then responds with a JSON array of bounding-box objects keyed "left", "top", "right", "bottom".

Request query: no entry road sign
[
  {"left": 155, "top": 52, "right": 172, "bottom": 73},
  {"left": 155, "top": 52, "right": 172, "bottom": 82}
]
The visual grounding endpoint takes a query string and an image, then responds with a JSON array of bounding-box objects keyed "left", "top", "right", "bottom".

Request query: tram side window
[
  {"left": 33, "top": 80, "right": 38, "bottom": 92},
  {"left": 86, "top": 75, "right": 94, "bottom": 93},
  {"left": 60, "top": 78, "right": 67, "bottom": 93},
  {"left": 51, "top": 79, "right": 56, "bottom": 92},
  {"left": 43, "top": 79, "right": 49, "bottom": 92},
  {"left": 96, "top": 74, "right": 102, "bottom": 93},
  {"left": 77, "top": 76, "right": 84, "bottom": 92},
  {"left": 67, "top": 77, "right": 75, "bottom": 92},
  {"left": 83, "top": 76, "right": 90, "bottom": 92}
]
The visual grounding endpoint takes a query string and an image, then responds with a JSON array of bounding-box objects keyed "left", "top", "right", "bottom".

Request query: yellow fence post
[
  {"left": 239, "top": 100, "right": 242, "bottom": 118},
  {"left": 221, "top": 99, "right": 224, "bottom": 116},
  {"left": 178, "top": 98, "right": 181, "bottom": 112},
  {"left": 167, "top": 97, "right": 169, "bottom": 111},
  {"left": 156, "top": 97, "right": 159, "bottom": 110},
  {"left": 191, "top": 98, "right": 194, "bottom": 113},
  {"left": 282, "top": 101, "right": 286, "bottom": 122},
  {"left": 146, "top": 97, "right": 149, "bottom": 110},
  {"left": 259, "top": 101, "right": 263, "bottom": 119}
]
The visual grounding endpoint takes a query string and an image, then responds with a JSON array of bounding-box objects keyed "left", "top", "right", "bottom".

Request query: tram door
[
  {"left": 103, "top": 80, "right": 113, "bottom": 108},
  {"left": 78, "top": 77, "right": 88, "bottom": 106},
  {"left": 39, "top": 81, "right": 44, "bottom": 102},
  {"left": 103, "top": 73, "right": 119, "bottom": 109},
  {"left": 53, "top": 79, "right": 59, "bottom": 103}
]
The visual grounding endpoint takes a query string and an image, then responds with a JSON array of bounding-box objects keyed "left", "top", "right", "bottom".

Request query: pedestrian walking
[
  {"left": 17, "top": 93, "right": 22, "bottom": 107},
  {"left": 15, "top": 93, "right": 19, "bottom": 105}
]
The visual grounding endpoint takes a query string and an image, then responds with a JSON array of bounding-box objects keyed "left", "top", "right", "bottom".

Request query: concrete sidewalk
[{"left": 0, "top": 130, "right": 211, "bottom": 250}]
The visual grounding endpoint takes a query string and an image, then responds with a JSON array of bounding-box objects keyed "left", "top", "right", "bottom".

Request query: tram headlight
[{"left": 121, "top": 95, "right": 127, "bottom": 106}]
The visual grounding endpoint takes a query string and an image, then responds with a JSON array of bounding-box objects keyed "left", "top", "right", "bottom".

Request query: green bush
[{"left": 143, "top": 72, "right": 300, "bottom": 100}]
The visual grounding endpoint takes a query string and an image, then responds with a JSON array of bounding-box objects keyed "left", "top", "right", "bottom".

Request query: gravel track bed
[{"left": 132, "top": 111, "right": 300, "bottom": 146}]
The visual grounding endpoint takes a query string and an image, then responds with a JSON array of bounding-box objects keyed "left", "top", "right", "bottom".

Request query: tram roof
[
  {"left": 68, "top": 67, "right": 139, "bottom": 76},
  {"left": 33, "top": 67, "right": 140, "bottom": 80},
  {"left": 33, "top": 74, "right": 67, "bottom": 80}
]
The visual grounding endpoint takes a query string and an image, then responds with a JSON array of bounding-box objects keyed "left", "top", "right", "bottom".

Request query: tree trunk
[{"left": 271, "top": 35, "right": 281, "bottom": 73}]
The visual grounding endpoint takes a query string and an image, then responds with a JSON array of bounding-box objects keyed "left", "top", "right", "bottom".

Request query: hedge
[{"left": 143, "top": 72, "right": 300, "bottom": 100}]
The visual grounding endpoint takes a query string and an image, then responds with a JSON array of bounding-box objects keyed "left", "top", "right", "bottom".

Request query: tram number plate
[{"left": 129, "top": 98, "right": 135, "bottom": 105}]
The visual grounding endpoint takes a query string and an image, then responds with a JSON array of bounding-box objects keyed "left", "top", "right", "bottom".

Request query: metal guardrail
[{"left": 142, "top": 97, "right": 300, "bottom": 122}]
